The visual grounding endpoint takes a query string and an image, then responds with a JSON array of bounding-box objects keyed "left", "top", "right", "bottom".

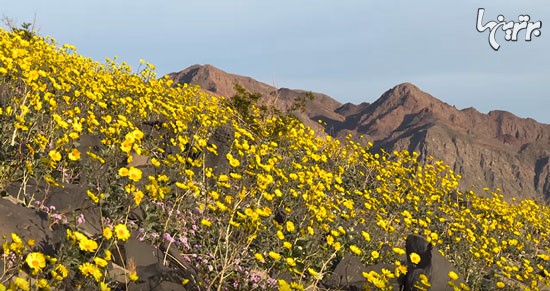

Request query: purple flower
[
  {"left": 76, "top": 213, "right": 85, "bottom": 225},
  {"left": 163, "top": 233, "right": 176, "bottom": 243}
]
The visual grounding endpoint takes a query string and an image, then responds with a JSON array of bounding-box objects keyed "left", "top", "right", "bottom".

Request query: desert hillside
[{"left": 1, "top": 28, "right": 550, "bottom": 290}]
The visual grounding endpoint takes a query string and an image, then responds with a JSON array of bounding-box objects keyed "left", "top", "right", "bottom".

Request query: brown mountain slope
[
  {"left": 329, "top": 83, "right": 550, "bottom": 199},
  {"left": 168, "top": 65, "right": 343, "bottom": 131},
  {"left": 167, "top": 65, "right": 550, "bottom": 200}
]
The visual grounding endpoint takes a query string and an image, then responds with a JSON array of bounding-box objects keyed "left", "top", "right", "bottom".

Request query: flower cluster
[{"left": 1, "top": 27, "right": 550, "bottom": 290}]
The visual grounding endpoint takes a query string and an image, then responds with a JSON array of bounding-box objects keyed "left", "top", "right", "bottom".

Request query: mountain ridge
[{"left": 167, "top": 64, "right": 550, "bottom": 200}]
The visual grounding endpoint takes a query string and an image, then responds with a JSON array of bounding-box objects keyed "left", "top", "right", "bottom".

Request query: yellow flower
[
  {"left": 48, "top": 149, "right": 62, "bottom": 161},
  {"left": 308, "top": 267, "right": 320, "bottom": 277},
  {"left": 104, "top": 250, "right": 113, "bottom": 261},
  {"left": 25, "top": 252, "right": 46, "bottom": 273},
  {"left": 99, "top": 281, "right": 111, "bottom": 291},
  {"left": 133, "top": 190, "right": 144, "bottom": 205},
  {"left": 254, "top": 253, "right": 265, "bottom": 263},
  {"left": 448, "top": 271, "right": 459, "bottom": 281},
  {"left": 286, "top": 221, "right": 295, "bottom": 232},
  {"left": 268, "top": 251, "right": 281, "bottom": 260},
  {"left": 371, "top": 250, "right": 380, "bottom": 260},
  {"left": 128, "top": 167, "right": 142, "bottom": 182},
  {"left": 278, "top": 279, "right": 292, "bottom": 291},
  {"left": 79, "top": 238, "right": 99, "bottom": 252},
  {"left": 94, "top": 257, "right": 108, "bottom": 267},
  {"left": 103, "top": 227, "right": 113, "bottom": 240},
  {"left": 496, "top": 281, "right": 505, "bottom": 288},
  {"left": 350, "top": 245, "right": 362, "bottom": 255},
  {"left": 410, "top": 252, "right": 421, "bottom": 265},
  {"left": 393, "top": 247, "right": 406, "bottom": 255},
  {"left": 118, "top": 167, "right": 129, "bottom": 177},
  {"left": 68, "top": 148, "right": 81, "bottom": 161},
  {"left": 131, "top": 129, "right": 144, "bottom": 140},
  {"left": 13, "top": 277, "right": 29, "bottom": 291},
  {"left": 114, "top": 224, "right": 131, "bottom": 241},
  {"left": 79, "top": 262, "right": 102, "bottom": 282},
  {"left": 285, "top": 257, "right": 297, "bottom": 267},
  {"left": 51, "top": 264, "right": 68, "bottom": 281},
  {"left": 226, "top": 153, "right": 240, "bottom": 167},
  {"left": 37, "top": 278, "right": 49, "bottom": 289},
  {"left": 201, "top": 219, "right": 212, "bottom": 227}
]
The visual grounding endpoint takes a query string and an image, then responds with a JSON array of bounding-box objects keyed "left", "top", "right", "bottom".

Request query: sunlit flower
[
  {"left": 349, "top": 245, "right": 362, "bottom": 255},
  {"left": 103, "top": 227, "right": 113, "bottom": 240},
  {"left": 128, "top": 167, "right": 142, "bottom": 182},
  {"left": 25, "top": 252, "right": 46, "bottom": 273},
  {"left": 114, "top": 224, "right": 131, "bottom": 241},
  {"left": 201, "top": 219, "right": 212, "bottom": 227},
  {"left": 410, "top": 252, "right": 421, "bottom": 265},
  {"left": 79, "top": 262, "right": 102, "bottom": 282},
  {"left": 68, "top": 148, "right": 81, "bottom": 161},
  {"left": 48, "top": 149, "right": 62, "bottom": 162},
  {"left": 268, "top": 251, "right": 281, "bottom": 261},
  {"left": 79, "top": 238, "right": 99, "bottom": 252}
]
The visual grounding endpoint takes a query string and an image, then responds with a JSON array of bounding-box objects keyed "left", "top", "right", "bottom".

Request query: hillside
[
  {"left": 169, "top": 65, "right": 550, "bottom": 200},
  {"left": 2, "top": 28, "right": 550, "bottom": 290}
]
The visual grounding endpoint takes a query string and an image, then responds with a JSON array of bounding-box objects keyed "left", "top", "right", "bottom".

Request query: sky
[{"left": 2, "top": 1, "right": 549, "bottom": 123}]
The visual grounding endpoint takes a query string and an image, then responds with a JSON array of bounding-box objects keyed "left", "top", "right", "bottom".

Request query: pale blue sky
[{"left": 2, "top": 1, "right": 549, "bottom": 123}]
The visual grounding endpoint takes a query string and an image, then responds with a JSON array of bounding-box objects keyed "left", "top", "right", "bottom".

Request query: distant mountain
[
  {"left": 168, "top": 65, "right": 550, "bottom": 200},
  {"left": 168, "top": 64, "right": 343, "bottom": 132}
]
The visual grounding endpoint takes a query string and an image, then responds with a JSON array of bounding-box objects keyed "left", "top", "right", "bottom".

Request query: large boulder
[{"left": 400, "top": 234, "right": 466, "bottom": 290}]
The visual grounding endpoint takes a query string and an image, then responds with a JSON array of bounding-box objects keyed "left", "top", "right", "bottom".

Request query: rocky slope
[{"left": 168, "top": 65, "right": 550, "bottom": 200}]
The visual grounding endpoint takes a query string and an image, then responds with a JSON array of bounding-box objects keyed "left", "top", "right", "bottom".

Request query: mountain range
[{"left": 168, "top": 64, "right": 550, "bottom": 200}]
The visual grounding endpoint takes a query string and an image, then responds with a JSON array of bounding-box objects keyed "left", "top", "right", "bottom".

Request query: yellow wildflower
[
  {"left": 410, "top": 252, "right": 421, "bottom": 265},
  {"left": 114, "top": 224, "right": 131, "bottom": 241},
  {"left": 25, "top": 252, "right": 46, "bottom": 273}
]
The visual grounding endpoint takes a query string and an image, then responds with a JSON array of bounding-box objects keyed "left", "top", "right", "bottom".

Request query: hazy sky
[{"left": 3, "top": 1, "right": 549, "bottom": 123}]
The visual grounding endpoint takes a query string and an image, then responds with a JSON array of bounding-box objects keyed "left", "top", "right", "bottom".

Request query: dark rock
[
  {"left": 401, "top": 234, "right": 466, "bottom": 291},
  {"left": 322, "top": 255, "right": 400, "bottom": 290},
  {"left": 0, "top": 198, "right": 56, "bottom": 254},
  {"left": 114, "top": 238, "right": 203, "bottom": 291}
]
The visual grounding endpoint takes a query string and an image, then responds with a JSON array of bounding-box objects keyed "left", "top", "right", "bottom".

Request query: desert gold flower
[
  {"left": 79, "top": 238, "right": 99, "bottom": 252},
  {"left": 48, "top": 149, "right": 62, "bottom": 161},
  {"left": 68, "top": 148, "right": 81, "bottom": 161},
  {"left": 94, "top": 257, "right": 108, "bottom": 267},
  {"left": 201, "top": 219, "right": 212, "bottom": 227},
  {"left": 26, "top": 252, "right": 46, "bottom": 273},
  {"left": 118, "top": 167, "right": 129, "bottom": 177},
  {"left": 448, "top": 271, "right": 459, "bottom": 281},
  {"left": 350, "top": 245, "right": 362, "bottom": 255},
  {"left": 128, "top": 167, "right": 142, "bottom": 182},
  {"left": 286, "top": 257, "right": 297, "bottom": 267},
  {"left": 410, "top": 252, "right": 421, "bottom": 264},
  {"left": 51, "top": 264, "right": 69, "bottom": 281},
  {"left": 104, "top": 250, "right": 113, "bottom": 261},
  {"left": 286, "top": 221, "right": 295, "bottom": 232},
  {"left": 79, "top": 262, "right": 102, "bottom": 282},
  {"left": 103, "top": 227, "right": 113, "bottom": 240},
  {"left": 254, "top": 253, "right": 265, "bottom": 262},
  {"left": 133, "top": 190, "right": 144, "bottom": 205},
  {"left": 100, "top": 281, "right": 111, "bottom": 291},
  {"left": 269, "top": 251, "right": 281, "bottom": 260},
  {"left": 13, "top": 277, "right": 29, "bottom": 291},
  {"left": 114, "top": 224, "right": 131, "bottom": 241},
  {"left": 393, "top": 247, "right": 406, "bottom": 255},
  {"left": 37, "top": 278, "right": 49, "bottom": 289}
]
